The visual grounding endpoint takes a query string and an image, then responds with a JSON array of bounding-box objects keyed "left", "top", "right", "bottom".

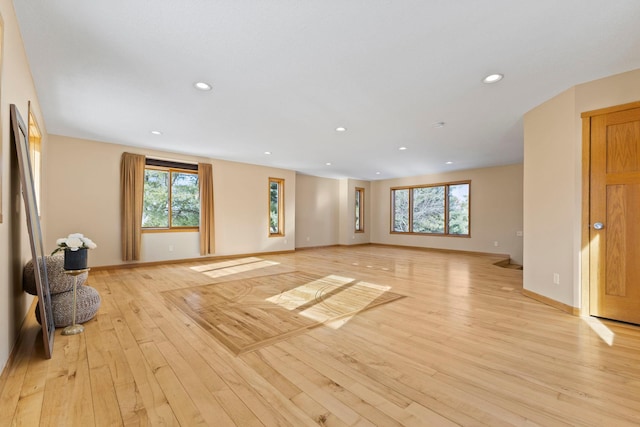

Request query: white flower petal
[
  {"left": 56, "top": 234, "right": 96, "bottom": 251},
  {"left": 65, "top": 237, "right": 83, "bottom": 249},
  {"left": 81, "top": 237, "right": 97, "bottom": 249}
]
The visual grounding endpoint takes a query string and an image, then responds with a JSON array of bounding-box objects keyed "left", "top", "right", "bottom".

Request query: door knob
[{"left": 593, "top": 222, "right": 604, "bottom": 230}]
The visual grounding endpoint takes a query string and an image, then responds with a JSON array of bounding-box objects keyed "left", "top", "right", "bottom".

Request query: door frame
[{"left": 580, "top": 100, "right": 640, "bottom": 317}]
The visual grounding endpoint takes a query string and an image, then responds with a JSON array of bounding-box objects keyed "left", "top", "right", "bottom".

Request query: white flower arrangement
[{"left": 52, "top": 233, "right": 97, "bottom": 255}]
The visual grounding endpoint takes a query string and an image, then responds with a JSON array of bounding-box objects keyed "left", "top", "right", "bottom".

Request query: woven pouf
[
  {"left": 23, "top": 255, "right": 88, "bottom": 295},
  {"left": 35, "top": 285, "right": 101, "bottom": 327}
]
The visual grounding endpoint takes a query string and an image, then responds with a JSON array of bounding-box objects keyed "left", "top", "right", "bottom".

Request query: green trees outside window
[
  {"left": 392, "top": 189, "right": 409, "bottom": 232},
  {"left": 269, "top": 178, "right": 284, "bottom": 236},
  {"left": 448, "top": 183, "right": 470, "bottom": 235},
  {"left": 142, "top": 168, "right": 199, "bottom": 229},
  {"left": 391, "top": 181, "right": 469, "bottom": 236},
  {"left": 412, "top": 186, "right": 445, "bottom": 233}
]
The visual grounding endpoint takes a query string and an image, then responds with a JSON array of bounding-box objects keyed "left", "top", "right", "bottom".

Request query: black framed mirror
[{"left": 10, "top": 104, "right": 54, "bottom": 359}]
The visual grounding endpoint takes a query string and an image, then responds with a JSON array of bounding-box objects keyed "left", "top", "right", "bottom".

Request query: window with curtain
[
  {"left": 122, "top": 155, "right": 214, "bottom": 259},
  {"left": 142, "top": 159, "right": 199, "bottom": 231}
]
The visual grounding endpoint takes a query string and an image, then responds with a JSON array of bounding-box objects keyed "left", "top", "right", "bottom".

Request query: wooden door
[{"left": 589, "top": 106, "right": 640, "bottom": 324}]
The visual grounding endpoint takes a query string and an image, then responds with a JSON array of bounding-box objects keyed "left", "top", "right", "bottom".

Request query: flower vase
[{"left": 64, "top": 248, "right": 88, "bottom": 270}]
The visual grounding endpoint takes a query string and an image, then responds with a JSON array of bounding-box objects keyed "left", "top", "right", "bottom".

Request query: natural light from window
[
  {"left": 581, "top": 316, "right": 615, "bottom": 346},
  {"left": 190, "top": 257, "right": 280, "bottom": 279},
  {"left": 266, "top": 274, "right": 393, "bottom": 329}
]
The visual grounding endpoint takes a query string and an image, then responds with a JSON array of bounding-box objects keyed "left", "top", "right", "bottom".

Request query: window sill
[
  {"left": 389, "top": 231, "right": 470, "bottom": 238},
  {"left": 142, "top": 227, "right": 199, "bottom": 233}
]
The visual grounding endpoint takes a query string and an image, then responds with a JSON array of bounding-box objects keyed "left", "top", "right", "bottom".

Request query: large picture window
[
  {"left": 142, "top": 160, "right": 199, "bottom": 230},
  {"left": 269, "top": 177, "right": 284, "bottom": 236},
  {"left": 391, "top": 181, "right": 470, "bottom": 236}
]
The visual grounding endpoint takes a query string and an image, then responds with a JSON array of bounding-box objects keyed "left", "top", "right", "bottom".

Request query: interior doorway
[{"left": 582, "top": 101, "right": 640, "bottom": 325}]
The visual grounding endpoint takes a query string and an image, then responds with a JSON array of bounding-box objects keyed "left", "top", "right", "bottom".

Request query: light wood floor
[{"left": 1, "top": 245, "right": 640, "bottom": 426}]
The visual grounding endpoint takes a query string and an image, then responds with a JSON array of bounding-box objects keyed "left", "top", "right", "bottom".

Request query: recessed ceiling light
[
  {"left": 399, "top": 146, "right": 408, "bottom": 151},
  {"left": 264, "top": 151, "right": 272, "bottom": 155},
  {"left": 483, "top": 73, "right": 504, "bottom": 84},
  {"left": 194, "top": 81, "right": 212, "bottom": 91},
  {"left": 325, "top": 162, "right": 332, "bottom": 166},
  {"left": 375, "top": 172, "right": 381, "bottom": 175},
  {"left": 445, "top": 161, "right": 453, "bottom": 165},
  {"left": 150, "top": 130, "right": 162, "bottom": 135},
  {"left": 432, "top": 121, "right": 446, "bottom": 128},
  {"left": 335, "top": 126, "right": 347, "bottom": 132}
]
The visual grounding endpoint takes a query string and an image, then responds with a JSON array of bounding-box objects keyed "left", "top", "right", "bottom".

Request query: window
[
  {"left": 391, "top": 181, "right": 470, "bottom": 236},
  {"left": 28, "top": 108, "right": 42, "bottom": 212},
  {"left": 269, "top": 177, "right": 284, "bottom": 236},
  {"left": 355, "top": 187, "right": 365, "bottom": 232},
  {"left": 142, "top": 159, "right": 199, "bottom": 231}
]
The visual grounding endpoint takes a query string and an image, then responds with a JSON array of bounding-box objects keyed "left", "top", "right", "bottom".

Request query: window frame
[
  {"left": 390, "top": 180, "right": 470, "bottom": 237},
  {"left": 355, "top": 187, "right": 365, "bottom": 233},
  {"left": 142, "top": 163, "right": 200, "bottom": 233},
  {"left": 28, "top": 105, "right": 42, "bottom": 214},
  {"left": 268, "top": 177, "right": 285, "bottom": 237}
]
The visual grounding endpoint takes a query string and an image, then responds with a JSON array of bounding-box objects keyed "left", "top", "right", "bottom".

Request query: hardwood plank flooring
[
  {"left": 163, "top": 271, "right": 405, "bottom": 354},
  {"left": 1, "top": 245, "right": 640, "bottom": 426}
]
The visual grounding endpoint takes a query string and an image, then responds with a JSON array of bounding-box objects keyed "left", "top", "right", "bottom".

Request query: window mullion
[
  {"left": 408, "top": 188, "right": 413, "bottom": 233},
  {"left": 444, "top": 184, "right": 449, "bottom": 235},
  {"left": 168, "top": 170, "right": 174, "bottom": 228}
]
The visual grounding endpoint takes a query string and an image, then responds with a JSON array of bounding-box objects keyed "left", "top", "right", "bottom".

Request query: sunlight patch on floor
[
  {"left": 266, "top": 274, "right": 394, "bottom": 329},
  {"left": 582, "top": 316, "right": 615, "bottom": 346},
  {"left": 265, "top": 274, "right": 354, "bottom": 310},
  {"left": 324, "top": 315, "right": 355, "bottom": 329},
  {"left": 189, "top": 257, "right": 280, "bottom": 278}
]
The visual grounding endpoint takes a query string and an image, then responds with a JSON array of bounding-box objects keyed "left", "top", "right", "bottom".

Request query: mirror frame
[{"left": 10, "top": 104, "right": 54, "bottom": 358}]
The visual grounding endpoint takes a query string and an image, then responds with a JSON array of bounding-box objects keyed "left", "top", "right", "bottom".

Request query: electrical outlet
[
  {"left": 284, "top": 239, "right": 287, "bottom": 244},
  {"left": 553, "top": 273, "right": 560, "bottom": 285},
  {"left": 168, "top": 245, "right": 174, "bottom": 252},
  {"left": 306, "top": 236, "right": 310, "bottom": 242},
  {"left": 494, "top": 241, "right": 499, "bottom": 247}
]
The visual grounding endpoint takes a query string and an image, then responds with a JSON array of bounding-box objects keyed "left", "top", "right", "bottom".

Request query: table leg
[{"left": 62, "top": 275, "right": 84, "bottom": 335}]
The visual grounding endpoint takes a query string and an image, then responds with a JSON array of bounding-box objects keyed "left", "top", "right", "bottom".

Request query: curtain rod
[{"left": 147, "top": 155, "right": 198, "bottom": 165}]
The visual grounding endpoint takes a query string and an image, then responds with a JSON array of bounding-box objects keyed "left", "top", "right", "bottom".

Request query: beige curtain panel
[
  {"left": 121, "top": 152, "right": 145, "bottom": 261},
  {"left": 199, "top": 163, "right": 215, "bottom": 255}
]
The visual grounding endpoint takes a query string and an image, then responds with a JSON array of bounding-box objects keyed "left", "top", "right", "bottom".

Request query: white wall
[
  {"left": 339, "top": 179, "right": 371, "bottom": 245},
  {"left": 0, "top": 0, "right": 48, "bottom": 374},
  {"left": 294, "top": 174, "right": 340, "bottom": 248},
  {"left": 371, "top": 164, "right": 524, "bottom": 264},
  {"left": 213, "top": 159, "right": 296, "bottom": 256},
  {"left": 295, "top": 175, "right": 372, "bottom": 248},
  {"left": 523, "top": 88, "right": 577, "bottom": 306},
  {"left": 523, "top": 68, "right": 640, "bottom": 308},
  {"left": 338, "top": 179, "right": 349, "bottom": 245},
  {"left": 44, "top": 135, "right": 296, "bottom": 267}
]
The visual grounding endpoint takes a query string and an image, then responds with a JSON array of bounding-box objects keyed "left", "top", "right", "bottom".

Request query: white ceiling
[{"left": 14, "top": 1, "right": 640, "bottom": 180}]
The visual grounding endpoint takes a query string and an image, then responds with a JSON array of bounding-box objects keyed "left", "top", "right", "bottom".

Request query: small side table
[{"left": 62, "top": 268, "right": 90, "bottom": 336}]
